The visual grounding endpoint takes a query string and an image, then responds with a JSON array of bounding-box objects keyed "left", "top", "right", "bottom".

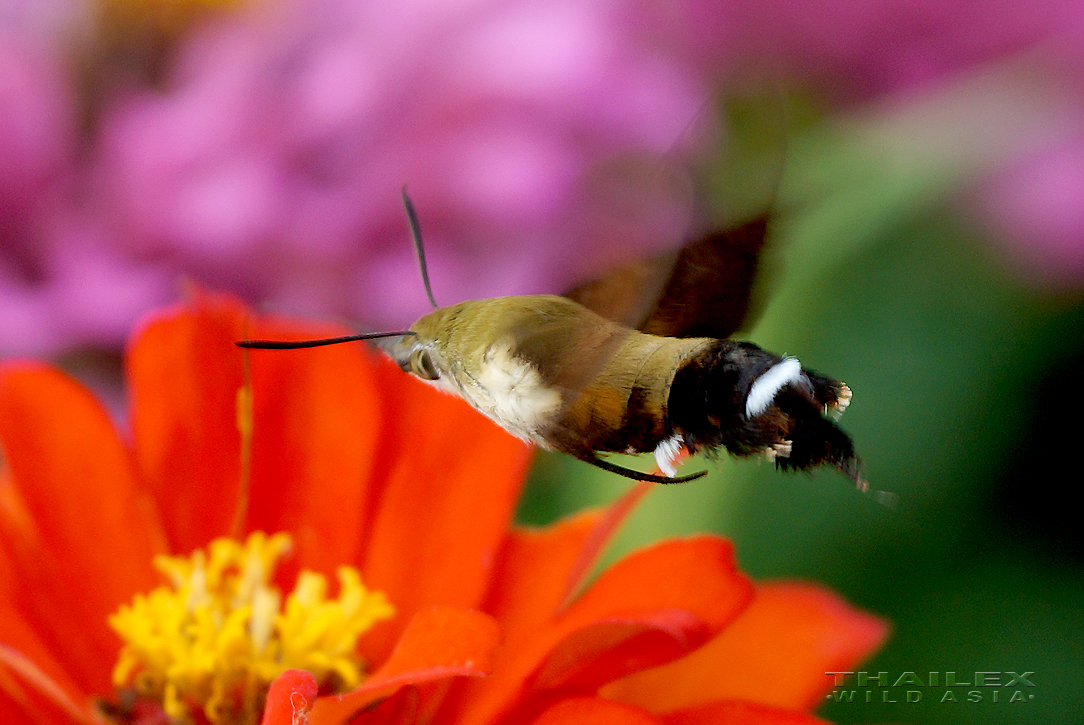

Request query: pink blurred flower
[
  {"left": 11, "top": 0, "right": 1084, "bottom": 358},
  {"left": 1, "top": 0, "right": 730, "bottom": 356},
  {"left": 721, "top": 0, "right": 1084, "bottom": 287},
  {"left": 973, "top": 116, "right": 1084, "bottom": 288},
  {"left": 726, "top": 0, "right": 1081, "bottom": 103}
]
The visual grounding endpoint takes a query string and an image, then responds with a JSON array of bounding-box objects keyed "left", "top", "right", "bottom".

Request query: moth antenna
[
  {"left": 401, "top": 187, "right": 439, "bottom": 310},
  {"left": 236, "top": 330, "right": 416, "bottom": 349}
]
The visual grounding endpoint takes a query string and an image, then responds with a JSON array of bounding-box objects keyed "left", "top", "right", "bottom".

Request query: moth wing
[
  {"left": 499, "top": 297, "right": 631, "bottom": 408},
  {"left": 564, "top": 215, "right": 771, "bottom": 339}
]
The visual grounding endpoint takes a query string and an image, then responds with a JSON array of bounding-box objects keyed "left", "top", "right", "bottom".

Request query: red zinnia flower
[{"left": 0, "top": 292, "right": 886, "bottom": 724}]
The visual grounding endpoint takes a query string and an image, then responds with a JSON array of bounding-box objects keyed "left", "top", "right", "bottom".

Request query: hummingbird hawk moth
[{"left": 240, "top": 191, "right": 866, "bottom": 489}]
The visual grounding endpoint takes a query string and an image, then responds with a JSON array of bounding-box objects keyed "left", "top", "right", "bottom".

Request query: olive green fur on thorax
[{"left": 394, "top": 295, "right": 713, "bottom": 453}]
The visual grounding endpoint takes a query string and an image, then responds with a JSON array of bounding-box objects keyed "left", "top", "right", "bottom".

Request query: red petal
[
  {"left": 127, "top": 293, "right": 251, "bottom": 551},
  {"left": 531, "top": 697, "right": 660, "bottom": 725},
  {"left": 0, "top": 548, "right": 96, "bottom": 721},
  {"left": 241, "top": 315, "right": 387, "bottom": 577},
  {"left": 528, "top": 612, "right": 714, "bottom": 692},
  {"left": 478, "top": 482, "right": 670, "bottom": 649},
  {"left": 660, "top": 700, "right": 830, "bottom": 725},
  {"left": 483, "top": 509, "right": 607, "bottom": 644},
  {"left": 0, "top": 478, "right": 91, "bottom": 715},
  {"left": 358, "top": 369, "right": 532, "bottom": 663},
  {"left": 524, "top": 537, "right": 752, "bottom": 704},
  {"left": 0, "top": 690, "right": 85, "bottom": 725},
  {"left": 448, "top": 536, "right": 753, "bottom": 725},
  {"left": 603, "top": 582, "right": 888, "bottom": 713},
  {"left": 0, "top": 639, "right": 96, "bottom": 725},
  {"left": 344, "top": 686, "right": 421, "bottom": 725},
  {"left": 557, "top": 536, "right": 751, "bottom": 636},
  {"left": 310, "top": 607, "right": 501, "bottom": 724},
  {"left": 557, "top": 481, "right": 654, "bottom": 607},
  {"left": 0, "top": 363, "right": 162, "bottom": 694},
  {"left": 127, "top": 291, "right": 386, "bottom": 574},
  {"left": 260, "top": 669, "right": 318, "bottom": 725}
]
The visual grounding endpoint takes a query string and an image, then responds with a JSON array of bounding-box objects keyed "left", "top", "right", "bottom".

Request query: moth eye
[{"left": 410, "top": 350, "right": 440, "bottom": 380}]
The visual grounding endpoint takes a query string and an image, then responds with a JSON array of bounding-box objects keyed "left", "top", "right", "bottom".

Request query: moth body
[
  {"left": 385, "top": 294, "right": 859, "bottom": 484},
  {"left": 238, "top": 200, "right": 867, "bottom": 488}
]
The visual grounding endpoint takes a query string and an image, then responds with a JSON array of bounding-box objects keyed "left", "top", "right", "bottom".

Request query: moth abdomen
[
  {"left": 667, "top": 340, "right": 863, "bottom": 487},
  {"left": 551, "top": 333, "right": 709, "bottom": 454}
]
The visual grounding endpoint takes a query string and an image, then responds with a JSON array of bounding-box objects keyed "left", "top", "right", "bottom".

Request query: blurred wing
[
  {"left": 564, "top": 216, "right": 770, "bottom": 339},
  {"left": 500, "top": 298, "right": 632, "bottom": 410}
]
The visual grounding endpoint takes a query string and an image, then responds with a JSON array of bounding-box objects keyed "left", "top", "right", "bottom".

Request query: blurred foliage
[{"left": 518, "top": 91, "right": 1083, "bottom": 725}]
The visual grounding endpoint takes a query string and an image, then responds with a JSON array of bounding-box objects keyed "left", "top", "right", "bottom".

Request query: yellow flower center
[{"left": 107, "top": 531, "right": 394, "bottom": 724}]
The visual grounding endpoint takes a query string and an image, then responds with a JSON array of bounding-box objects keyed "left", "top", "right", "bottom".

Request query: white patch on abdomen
[
  {"left": 745, "top": 357, "right": 805, "bottom": 418},
  {"left": 433, "top": 339, "right": 562, "bottom": 446}
]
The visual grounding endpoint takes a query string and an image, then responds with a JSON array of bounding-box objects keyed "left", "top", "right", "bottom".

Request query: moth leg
[{"left": 580, "top": 454, "right": 706, "bottom": 484}]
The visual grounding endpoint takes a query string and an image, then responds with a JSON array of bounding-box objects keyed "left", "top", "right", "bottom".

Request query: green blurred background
[{"left": 517, "top": 93, "right": 1084, "bottom": 725}]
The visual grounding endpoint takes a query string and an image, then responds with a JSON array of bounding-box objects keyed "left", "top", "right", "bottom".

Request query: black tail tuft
[{"left": 668, "top": 340, "right": 864, "bottom": 485}]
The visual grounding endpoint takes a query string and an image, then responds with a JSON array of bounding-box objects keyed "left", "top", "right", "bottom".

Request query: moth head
[
  {"left": 381, "top": 304, "right": 463, "bottom": 381},
  {"left": 384, "top": 334, "right": 441, "bottom": 381}
]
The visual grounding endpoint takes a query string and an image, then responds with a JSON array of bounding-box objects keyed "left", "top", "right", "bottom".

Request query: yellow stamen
[{"left": 108, "top": 532, "right": 394, "bottom": 725}]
